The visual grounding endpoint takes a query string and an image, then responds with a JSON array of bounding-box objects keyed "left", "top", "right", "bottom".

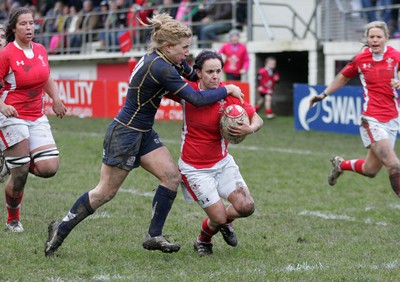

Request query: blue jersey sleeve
[
  {"left": 154, "top": 59, "right": 228, "bottom": 107},
  {"left": 177, "top": 85, "right": 227, "bottom": 107},
  {"left": 179, "top": 60, "right": 198, "bottom": 82}
]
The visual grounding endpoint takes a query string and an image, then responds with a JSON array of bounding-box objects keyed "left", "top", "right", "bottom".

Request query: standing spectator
[
  {"left": 48, "top": 4, "right": 69, "bottom": 54},
  {"left": 66, "top": 5, "right": 81, "bottom": 53},
  {"left": 0, "top": 7, "right": 67, "bottom": 232},
  {"left": 309, "top": 21, "right": 400, "bottom": 198},
  {"left": 361, "top": 0, "right": 393, "bottom": 27},
  {"left": 68, "top": 0, "right": 99, "bottom": 53},
  {"left": 255, "top": 56, "right": 280, "bottom": 119},
  {"left": 44, "top": 13, "right": 244, "bottom": 257},
  {"left": 42, "top": 0, "right": 63, "bottom": 48},
  {"left": 97, "top": 0, "right": 109, "bottom": 50},
  {"left": 175, "top": 50, "right": 263, "bottom": 256},
  {"left": 105, "top": 0, "right": 131, "bottom": 52},
  {"left": 197, "top": 0, "right": 232, "bottom": 48},
  {"left": 218, "top": 29, "right": 249, "bottom": 81},
  {"left": 127, "top": 0, "right": 155, "bottom": 47}
]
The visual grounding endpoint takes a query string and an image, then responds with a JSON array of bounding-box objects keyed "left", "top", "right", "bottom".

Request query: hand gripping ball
[{"left": 219, "top": 105, "right": 249, "bottom": 144}]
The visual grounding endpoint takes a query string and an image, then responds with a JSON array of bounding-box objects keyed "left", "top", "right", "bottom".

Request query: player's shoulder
[
  {"left": 32, "top": 41, "right": 46, "bottom": 51},
  {"left": 386, "top": 46, "right": 400, "bottom": 58}
]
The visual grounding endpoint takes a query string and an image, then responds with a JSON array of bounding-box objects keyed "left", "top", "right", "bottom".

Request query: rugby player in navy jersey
[{"left": 44, "top": 13, "right": 244, "bottom": 256}]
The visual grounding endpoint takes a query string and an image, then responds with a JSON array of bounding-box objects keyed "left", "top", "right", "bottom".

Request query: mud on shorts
[
  {"left": 102, "top": 120, "right": 164, "bottom": 171},
  {"left": 179, "top": 154, "right": 247, "bottom": 209},
  {"left": 0, "top": 115, "right": 56, "bottom": 151},
  {"left": 360, "top": 116, "right": 399, "bottom": 149}
]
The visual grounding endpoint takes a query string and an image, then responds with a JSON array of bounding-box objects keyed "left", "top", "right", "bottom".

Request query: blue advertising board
[{"left": 294, "top": 84, "right": 365, "bottom": 135}]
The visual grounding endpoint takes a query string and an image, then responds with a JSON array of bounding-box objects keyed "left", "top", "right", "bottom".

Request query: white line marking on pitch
[
  {"left": 119, "top": 188, "right": 154, "bottom": 197},
  {"left": 87, "top": 211, "right": 111, "bottom": 219},
  {"left": 299, "top": 210, "right": 355, "bottom": 221},
  {"left": 57, "top": 130, "right": 320, "bottom": 156},
  {"left": 299, "top": 210, "right": 388, "bottom": 226},
  {"left": 283, "top": 262, "right": 325, "bottom": 272},
  {"left": 162, "top": 139, "right": 319, "bottom": 156}
]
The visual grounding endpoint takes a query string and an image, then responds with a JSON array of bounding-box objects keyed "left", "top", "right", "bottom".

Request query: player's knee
[
  {"left": 38, "top": 169, "right": 57, "bottom": 178},
  {"left": 164, "top": 169, "right": 181, "bottom": 189},
  {"left": 238, "top": 201, "right": 255, "bottom": 217},
  {"left": 209, "top": 215, "right": 227, "bottom": 226},
  {"left": 6, "top": 155, "right": 31, "bottom": 170},
  {"left": 31, "top": 149, "right": 59, "bottom": 178}
]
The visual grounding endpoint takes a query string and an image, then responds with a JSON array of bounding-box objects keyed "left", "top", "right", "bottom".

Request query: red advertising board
[{"left": 44, "top": 80, "right": 250, "bottom": 120}]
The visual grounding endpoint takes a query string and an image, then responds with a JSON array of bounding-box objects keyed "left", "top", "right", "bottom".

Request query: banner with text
[
  {"left": 44, "top": 80, "right": 250, "bottom": 120},
  {"left": 294, "top": 83, "right": 365, "bottom": 135}
]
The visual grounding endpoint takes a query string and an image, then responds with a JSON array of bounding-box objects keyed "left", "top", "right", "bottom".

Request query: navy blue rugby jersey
[
  {"left": 115, "top": 49, "right": 227, "bottom": 131},
  {"left": 115, "top": 50, "right": 194, "bottom": 131}
]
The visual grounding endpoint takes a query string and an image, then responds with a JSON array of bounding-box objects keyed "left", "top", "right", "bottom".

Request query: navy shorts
[{"left": 102, "top": 120, "right": 164, "bottom": 171}]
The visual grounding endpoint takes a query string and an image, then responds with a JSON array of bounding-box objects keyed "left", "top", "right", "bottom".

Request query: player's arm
[
  {"left": 309, "top": 73, "right": 351, "bottom": 109},
  {"left": 178, "top": 60, "right": 197, "bottom": 82},
  {"left": 229, "top": 107, "right": 263, "bottom": 137},
  {"left": 177, "top": 84, "right": 244, "bottom": 106},
  {"left": 44, "top": 76, "right": 67, "bottom": 118},
  {"left": 159, "top": 62, "right": 244, "bottom": 106}
]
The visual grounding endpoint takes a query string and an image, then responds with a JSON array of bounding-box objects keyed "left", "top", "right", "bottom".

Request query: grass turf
[{"left": 0, "top": 115, "right": 399, "bottom": 281}]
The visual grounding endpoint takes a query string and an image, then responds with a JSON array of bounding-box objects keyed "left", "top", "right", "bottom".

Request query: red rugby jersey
[
  {"left": 341, "top": 45, "right": 400, "bottom": 122},
  {"left": 180, "top": 81, "right": 255, "bottom": 169},
  {"left": 0, "top": 41, "right": 50, "bottom": 121}
]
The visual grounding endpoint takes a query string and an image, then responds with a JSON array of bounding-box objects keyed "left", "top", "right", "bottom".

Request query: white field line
[
  {"left": 119, "top": 188, "right": 154, "bottom": 197},
  {"left": 282, "top": 262, "right": 325, "bottom": 272},
  {"left": 299, "top": 210, "right": 388, "bottom": 226},
  {"left": 59, "top": 129, "right": 319, "bottom": 156},
  {"left": 161, "top": 138, "right": 320, "bottom": 156},
  {"left": 87, "top": 211, "right": 111, "bottom": 219}
]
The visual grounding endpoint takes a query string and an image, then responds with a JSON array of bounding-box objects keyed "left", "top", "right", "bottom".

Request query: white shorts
[
  {"left": 359, "top": 116, "right": 399, "bottom": 148},
  {"left": 179, "top": 154, "right": 247, "bottom": 209},
  {"left": 0, "top": 115, "right": 56, "bottom": 151}
]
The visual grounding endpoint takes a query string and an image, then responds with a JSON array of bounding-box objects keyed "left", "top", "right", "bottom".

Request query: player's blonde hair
[
  {"left": 140, "top": 13, "right": 192, "bottom": 54},
  {"left": 364, "top": 21, "right": 389, "bottom": 39}
]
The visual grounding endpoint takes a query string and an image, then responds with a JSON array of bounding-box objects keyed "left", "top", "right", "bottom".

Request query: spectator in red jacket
[{"left": 218, "top": 29, "right": 249, "bottom": 81}]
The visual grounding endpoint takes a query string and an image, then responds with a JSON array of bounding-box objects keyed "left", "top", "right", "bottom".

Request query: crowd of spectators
[{"left": 0, "top": 0, "right": 246, "bottom": 54}]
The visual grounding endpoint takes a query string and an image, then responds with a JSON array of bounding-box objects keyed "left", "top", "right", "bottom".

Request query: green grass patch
[{"left": 0, "top": 116, "right": 399, "bottom": 281}]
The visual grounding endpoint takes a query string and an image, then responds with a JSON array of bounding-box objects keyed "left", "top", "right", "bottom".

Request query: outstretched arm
[
  {"left": 177, "top": 84, "right": 244, "bottom": 107},
  {"left": 309, "top": 73, "right": 351, "bottom": 109}
]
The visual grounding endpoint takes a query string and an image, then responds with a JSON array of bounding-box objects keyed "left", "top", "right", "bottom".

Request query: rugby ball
[{"left": 220, "top": 105, "right": 249, "bottom": 144}]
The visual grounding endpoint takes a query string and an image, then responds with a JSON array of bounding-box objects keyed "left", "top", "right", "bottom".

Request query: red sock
[
  {"left": 198, "top": 218, "right": 218, "bottom": 243},
  {"left": 5, "top": 191, "right": 24, "bottom": 223},
  {"left": 390, "top": 173, "right": 400, "bottom": 196},
  {"left": 340, "top": 159, "right": 365, "bottom": 175}
]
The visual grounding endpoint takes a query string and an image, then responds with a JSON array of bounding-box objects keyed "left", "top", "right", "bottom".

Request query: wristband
[{"left": 322, "top": 92, "right": 328, "bottom": 99}]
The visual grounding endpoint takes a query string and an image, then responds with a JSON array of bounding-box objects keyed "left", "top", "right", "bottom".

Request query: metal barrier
[{"left": 32, "top": 0, "right": 243, "bottom": 55}]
